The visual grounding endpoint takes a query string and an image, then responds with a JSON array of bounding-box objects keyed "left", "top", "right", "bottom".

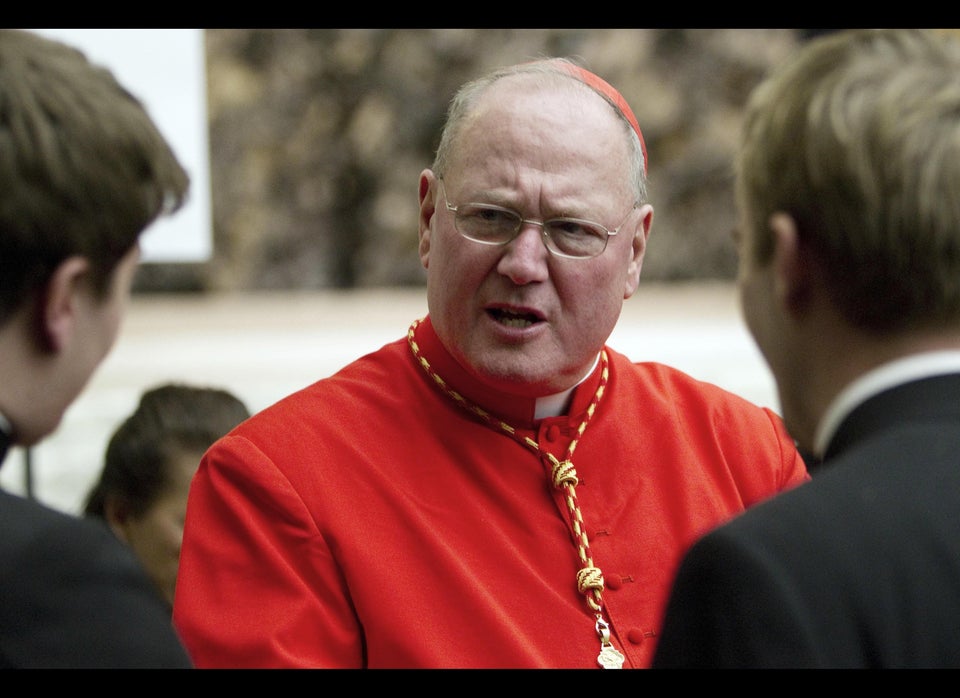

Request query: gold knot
[
  {"left": 576, "top": 566, "right": 604, "bottom": 595},
  {"left": 551, "top": 459, "right": 579, "bottom": 488}
]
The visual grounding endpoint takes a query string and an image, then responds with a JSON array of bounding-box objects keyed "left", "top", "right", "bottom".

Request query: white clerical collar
[
  {"left": 813, "top": 350, "right": 960, "bottom": 458},
  {"left": 534, "top": 353, "right": 601, "bottom": 420}
]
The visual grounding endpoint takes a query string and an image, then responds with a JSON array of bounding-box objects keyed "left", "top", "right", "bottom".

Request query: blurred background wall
[{"left": 134, "top": 28, "right": 818, "bottom": 293}]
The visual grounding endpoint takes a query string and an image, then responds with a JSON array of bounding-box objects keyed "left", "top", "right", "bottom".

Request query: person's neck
[{"left": 412, "top": 317, "right": 603, "bottom": 427}]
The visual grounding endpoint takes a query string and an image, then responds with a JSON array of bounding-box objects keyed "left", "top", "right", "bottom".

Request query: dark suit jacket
[
  {"left": 652, "top": 373, "right": 960, "bottom": 668},
  {"left": 0, "top": 459, "right": 192, "bottom": 667}
]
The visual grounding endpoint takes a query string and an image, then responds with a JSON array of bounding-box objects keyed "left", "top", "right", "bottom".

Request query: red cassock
[{"left": 173, "top": 315, "right": 808, "bottom": 668}]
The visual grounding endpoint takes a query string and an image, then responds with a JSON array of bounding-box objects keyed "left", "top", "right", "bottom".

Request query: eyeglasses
[{"left": 439, "top": 180, "right": 637, "bottom": 260}]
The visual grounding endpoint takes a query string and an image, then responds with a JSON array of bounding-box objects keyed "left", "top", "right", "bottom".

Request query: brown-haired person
[
  {"left": 174, "top": 57, "right": 809, "bottom": 669},
  {"left": 654, "top": 28, "right": 960, "bottom": 668},
  {"left": 84, "top": 383, "right": 251, "bottom": 612},
  {"left": 0, "top": 29, "right": 191, "bottom": 668}
]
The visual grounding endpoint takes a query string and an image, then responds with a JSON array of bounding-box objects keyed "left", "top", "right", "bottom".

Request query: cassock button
[
  {"left": 626, "top": 628, "right": 647, "bottom": 645},
  {"left": 545, "top": 425, "right": 561, "bottom": 442},
  {"left": 605, "top": 574, "right": 623, "bottom": 591}
]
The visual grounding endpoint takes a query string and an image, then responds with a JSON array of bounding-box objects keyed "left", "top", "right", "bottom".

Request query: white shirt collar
[
  {"left": 534, "top": 353, "right": 601, "bottom": 420},
  {"left": 813, "top": 350, "right": 960, "bottom": 458}
]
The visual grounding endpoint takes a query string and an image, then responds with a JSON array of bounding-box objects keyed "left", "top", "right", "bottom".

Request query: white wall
[{"left": 31, "top": 28, "right": 212, "bottom": 263}]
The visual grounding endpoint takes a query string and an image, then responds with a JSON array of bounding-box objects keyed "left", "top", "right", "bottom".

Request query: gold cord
[{"left": 407, "top": 319, "right": 621, "bottom": 663}]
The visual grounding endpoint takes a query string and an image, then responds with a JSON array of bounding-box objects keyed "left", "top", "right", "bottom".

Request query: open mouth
[{"left": 488, "top": 308, "right": 541, "bottom": 329}]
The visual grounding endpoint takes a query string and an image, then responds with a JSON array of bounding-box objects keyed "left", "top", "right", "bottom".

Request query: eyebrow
[{"left": 457, "top": 188, "right": 603, "bottom": 221}]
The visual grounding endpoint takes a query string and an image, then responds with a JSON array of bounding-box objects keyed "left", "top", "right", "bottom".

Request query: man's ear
[
  {"left": 624, "top": 203, "right": 654, "bottom": 299},
  {"left": 769, "top": 212, "right": 811, "bottom": 316},
  {"left": 40, "top": 256, "right": 90, "bottom": 352},
  {"left": 103, "top": 493, "right": 132, "bottom": 543},
  {"left": 418, "top": 170, "right": 438, "bottom": 269}
]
